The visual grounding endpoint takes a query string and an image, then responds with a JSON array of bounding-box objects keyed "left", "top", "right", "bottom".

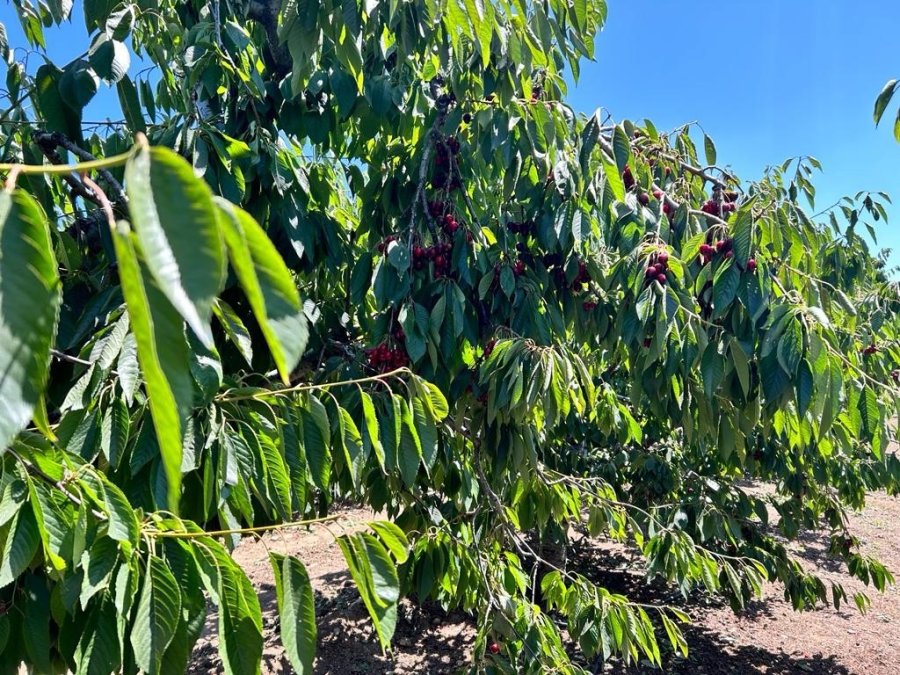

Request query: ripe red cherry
[
  {"left": 484, "top": 339, "right": 496, "bottom": 358},
  {"left": 645, "top": 266, "right": 657, "bottom": 278},
  {"left": 657, "top": 252, "right": 669, "bottom": 265},
  {"left": 699, "top": 244, "right": 712, "bottom": 256},
  {"left": 638, "top": 193, "right": 649, "bottom": 206},
  {"left": 643, "top": 337, "right": 652, "bottom": 348},
  {"left": 656, "top": 273, "right": 667, "bottom": 285},
  {"left": 715, "top": 240, "right": 725, "bottom": 253},
  {"left": 747, "top": 258, "right": 757, "bottom": 273},
  {"left": 724, "top": 250, "right": 734, "bottom": 259},
  {"left": 652, "top": 189, "right": 663, "bottom": 199},
  {"left": 489, "top": 642, "right": 501, "bottom": 655}
]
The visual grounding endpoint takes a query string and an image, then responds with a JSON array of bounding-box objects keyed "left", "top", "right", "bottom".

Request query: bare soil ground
[{"left": 188, "top": 488, "right": 900, "bottom": 674}]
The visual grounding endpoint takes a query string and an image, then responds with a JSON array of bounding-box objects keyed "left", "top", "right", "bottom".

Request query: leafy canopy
[{"left": 0, "top": 0, "right": 896, "bottom": 672}]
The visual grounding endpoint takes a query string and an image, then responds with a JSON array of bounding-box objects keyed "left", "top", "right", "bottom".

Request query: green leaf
[
  {"left": 700, "top": 343, "right": 724, "bottom": 400},
  {"left": 858, "top": 387, "right": 882, "bottom": 454},
  {"left": 59, "top": 59, "right": 99, "bottom": 110},
  {"left": 601, "top": 153, "right": 625, "bottom": 201},
  {"left": 0, "top": 479, "right": 26, "bottom": 529},
  {"left": 712, "top": 261, "right": 740, "bottom": 317},
  {"left": 258, "top": 434, "right": 292, "bottom": 520},
  {"left": 213, "top": 299, "right": 254, "bottom": 366},
  {"left": 500, "top": 265, "right": 515, "bottom": 297},
  {"left": 131, "top": 555, "right": 182, "bottom": 675},
  {"left": 731, "top": 208, "right": 752, "bottom": 265},
  {"left": 397, "top": 398, "right": 421, "bottom": 487},
  {"left": 337, "top": 533, "right": 398, "bottom": 653},
  {"left": 730, "top": 339, "right": 751, "bottom": 397},
  {"left": 116, "top": 74, "right": 146, "bottom": 133},
  {"left": 116, "top": 332, "right": 139, "bottom": 404},
  {"left": 703, "top": 133, "right": 717, "bottom": 166},
  {"left": 874, "top": 79, "right": 898, "bottom": 125},
  {"left": 777, "top": 317, "right": 803, "bottom": 376},
  {"left": 270, "top": 554, "right": 316, "bottom": 674},
  {"left": 80, "top": 536, "right": 118, "bottom": 607},
  {"left": 412, "top": 395, "right": 438, "bottom": 472},
  {"left": 34, "top": 64, "right": 83, "bottom": 142},
  {"left": 796, "top": 358, "right": 814, "bottom": 416},
  {"left": 100, "top": 397, "right": 129, "bottom": 467},
  {"left": 22, "top": 574, "right": 52, "bottom": 672},
  {"left": 367, "top": 521, "right": 409, "bottom": 564},
  {"left": 88, "top": 34, "right": 129, "bottom": 82},
  {"left": 301, "top": 395, "right": 331, "bottom": 490},
  {"left": 76, "top": 596, "right": 123, "bottom": 675},
  {"left": 125, "top": 146, "right": 226, "bottom": 348},
  {"left": 360, "top": 391, "right": 384, "bottom": 470},
  {"left": 0, "top": 190, "right": 61, "bottom": 452},
  {"left": 0, "top": 504, "right": 40, "bottom": 588},
  {"left": 216, "top": 199, "right": 307, "bottom": 383},
  {"left": 194, "top": 540, "right": 263, "bottom": 675},
  {"left": 463, "top": 0, "right": 492, "bottom": 67},
  {"left": 612, "top": 125, "right": 631, "bottom": 172},
  {"left": 112, "top": 223, "right": 192, "bottom": 513},
  {"left": 337, "top": 405, "right": 365, "bottom": 487},
  {"left": 280, "top": 404, "right": 307, "bottom": 512}
]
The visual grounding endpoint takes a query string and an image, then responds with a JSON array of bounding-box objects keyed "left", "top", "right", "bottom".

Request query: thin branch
[
  {"left": 50, "top": 349, "right": 94, "bottom": 368},
  {"left": 8, "top": 449, "right": 107, "bottom": 521},
  {"left": 0, "top": 144, "right": 135, "bottom": 175},
  {"left": 215, "top": 367, "right": 411, "bottom": 403},
  {"left": 34, "top": 131, "right": 127, "bottom": 202},
  {"left": 149, "top": 513, "right": 342, "bottom": 539}
]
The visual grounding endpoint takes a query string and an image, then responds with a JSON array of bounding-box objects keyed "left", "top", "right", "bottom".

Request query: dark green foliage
[{"left": 0, "top": 1, "right": 896, "bottom": 673}]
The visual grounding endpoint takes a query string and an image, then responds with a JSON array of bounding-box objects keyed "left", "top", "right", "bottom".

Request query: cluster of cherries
[
  {"left": 506, "top": 219, "right": 535, "bottom": 236},
  {"left": 432, "top": 136, "right": 462, "bottom": 191},
  {"left": 700, "top": 199, "right": 737, "bottom": 216},
  {"left": 412, "top": 241, "right": 454, "bottom": 275},
  {"left": 429, "top": 201, "right": 474, "bottom": 241},
  {"left": 570, "top": 260, "right": 591, "bottom": 292},
  {"left": 366, "top": 333, "right": 410, "bottom": 373},
  {"left": 483, "top": 339, "right": 497, "bottom": 359},
  {"left": 637, "top": 188, "right": 674, "bottom": 216},
  {"left": 644, "top": 250, "right": 670, "bottom": 286},
  {"left": 697, "top": 238, "right": 758, "bottom": 273},
  {"left": 375, "top": 234, "right": 398, "bottom": 254},
  {"left": 699, "top": 238, "right": 733, "bottom": 264},
  {"left": 862, "top": 343, "right": 879, "bottom": 356}
]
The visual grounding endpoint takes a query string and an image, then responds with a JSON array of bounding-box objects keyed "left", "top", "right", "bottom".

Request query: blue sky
[
  {"left": 2, "top": 1, "right": 900, "bottom": 260},
  {"left": 570, "top": 1, "right": 900, "bottom": 263}
]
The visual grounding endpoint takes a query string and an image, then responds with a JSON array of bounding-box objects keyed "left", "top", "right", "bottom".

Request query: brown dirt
[
  {"left": 187, "top": 489, "right": 900, "bottom": 674},
  {"left": 187, "top": 509, "right": 475, "bottom": 674}
]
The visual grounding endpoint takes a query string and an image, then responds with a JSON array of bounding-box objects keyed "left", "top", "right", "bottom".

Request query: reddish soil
[{"left": 188, "top": 488, "right": 900, "bottom": 674}]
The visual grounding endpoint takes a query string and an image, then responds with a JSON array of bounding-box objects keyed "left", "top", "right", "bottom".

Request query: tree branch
[
  {"left": 33, "top": 131, "right": 126, "bottom": 203},
  {"left": 248, "top": 0, "right": 292, "bottom": 78}
]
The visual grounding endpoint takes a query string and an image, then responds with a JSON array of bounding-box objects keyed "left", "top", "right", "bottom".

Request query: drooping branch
[
  {"left": 248, "top": 0, "right": 292, "bottom": 78},
  {"left": 32, "top": 131, "right": 127, "bottom": 203}
]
